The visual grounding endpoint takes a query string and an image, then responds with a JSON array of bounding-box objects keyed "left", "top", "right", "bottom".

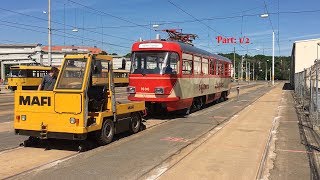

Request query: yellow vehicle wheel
[
  {"left": 95, "top": 119, "right": 115, "bottom": 145},
  {"left": 129, "top": 113, "right": 142, "bottom": 134}
]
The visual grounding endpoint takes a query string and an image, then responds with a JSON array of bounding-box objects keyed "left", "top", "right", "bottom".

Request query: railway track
[{"left": 0, "top": 82, "right": 268, "bottom": 179}]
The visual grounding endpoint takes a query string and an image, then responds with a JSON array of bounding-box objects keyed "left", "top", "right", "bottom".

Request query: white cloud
[
  {"left": 286, "top": 33, "right": 320, "bottom": 40},
  {"left": 244, "top": 30, "right": 274, "bottom": 37}
]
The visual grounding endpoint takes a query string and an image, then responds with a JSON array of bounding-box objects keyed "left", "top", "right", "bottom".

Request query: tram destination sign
[{"left": 139, "top": 43, "right": 163, "bottom": 49}]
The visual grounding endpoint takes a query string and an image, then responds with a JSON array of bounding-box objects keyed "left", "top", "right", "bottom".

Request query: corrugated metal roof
[
  {"left": 0, "top": 44, "right": 40, "bottom": 48},
  {"left": 42, "top": 46, "right": 102, "bottom": 54}
]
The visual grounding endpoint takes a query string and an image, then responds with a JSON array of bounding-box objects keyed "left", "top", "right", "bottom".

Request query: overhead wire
[
  {"left": 0, "top": 7, "right": 135, "bottom": 42},
  {"left": 167, "top": 0, "right": 251, "bottom": 54},
  {"left": 66, "top": 0, "right": 153, "bottom": 31},
  {"left": 2, "top": 1, "right": 319, "bottom": 55},
  {"left": 60, "top": 9, "right": 320, "bottom": 30},
  {"left": 0, "top": 22, "right": 130, "bottom": 49}
]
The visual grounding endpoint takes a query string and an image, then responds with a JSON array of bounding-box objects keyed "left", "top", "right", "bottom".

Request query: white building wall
[
  {"left": 294, "top": 38, "right": 320, "bottom": 73},
  {"left": 0, "top": 44, "right": 103, "bottom": 81},
  {"left": 112, "top": 56, "right": 131, "bottom": 71}
]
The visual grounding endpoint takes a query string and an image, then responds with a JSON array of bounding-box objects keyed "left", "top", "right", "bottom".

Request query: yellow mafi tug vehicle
[{"left": 14, "top": 54, "right": 145, "bottom": 150}]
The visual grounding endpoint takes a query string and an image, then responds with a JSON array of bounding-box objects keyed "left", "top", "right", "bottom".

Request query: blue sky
[{"left": 0, "top": 0, "right": 319, "bottom": 56}]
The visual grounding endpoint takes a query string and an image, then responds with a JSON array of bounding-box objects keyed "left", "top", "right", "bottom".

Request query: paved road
[
  {"left": 0, "top": 83, "right": 260, "bottom": 152},
  {"left": 15, "top": 83, "right": 274, "bottom": 179},
  {"left": 0, "top": 94, "right": 14, "bottom": 123}
]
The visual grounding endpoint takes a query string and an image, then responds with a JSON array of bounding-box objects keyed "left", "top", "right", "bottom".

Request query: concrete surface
[
  {"left": 0, "top": 83, "right": 261, "bottom": 152},
  {"left": 268, "top": 90, "right": 311, "bottom": 180},
  {"left": 0, "top": 148, "right": 76, "bottom": 178},
  {"left": 16, "top": 83, "right": 273, "bottom": 179},
  {"left": 0, "top": 82, "right": 313, "bottom": 180},
  {"left": 158, "top": 83, "right": 283, "bottom": 180}
]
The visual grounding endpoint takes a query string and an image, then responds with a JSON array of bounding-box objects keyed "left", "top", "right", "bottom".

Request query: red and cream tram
[{"left": 127, "top": 32, "right": 232, "bottom": 114}]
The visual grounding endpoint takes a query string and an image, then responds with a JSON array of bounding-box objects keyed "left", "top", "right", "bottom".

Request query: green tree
[
  {"left": 124, "top": 53, "right": 131, "bottom": 58},
  {"left": 219, "top": 53, "right": 291, "bottom": 80}
]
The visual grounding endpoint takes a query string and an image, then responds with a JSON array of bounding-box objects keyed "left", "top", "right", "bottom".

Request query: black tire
[
  {"left": 221, "top": 91, "right": 228, "bottom": 102},
  {"left": 194, "top": 97, "right": 204, "bottom": 110},
  {"left": 129, "top": 113, "right": 142, "bottom": 134},
  {"left": 95, "top": 119, "right": 115, "bottom": 145},
  {"left": 175, "top": 106, "right": 190, "bottom": 116},
  {"left": 183, "top": 107, "right": 191, "bottom": 115}
]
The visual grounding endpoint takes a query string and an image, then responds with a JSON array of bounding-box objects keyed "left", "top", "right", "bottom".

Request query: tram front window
[
  {"left": 56, "top": 59, "right": 87, "bottom": 90},
  {"left": 131, "top": 51, "right": 179, "bottom": 75}
]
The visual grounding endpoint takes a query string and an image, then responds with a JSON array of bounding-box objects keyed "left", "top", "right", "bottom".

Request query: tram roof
[
  {"left": 133, "top": 40, "right": 231, "bottom": 63},
  {"left": 176, "top": 41, "right": 232, "bottom": 63}
]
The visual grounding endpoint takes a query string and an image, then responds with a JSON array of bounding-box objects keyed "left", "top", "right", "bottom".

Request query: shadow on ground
[{"left": 282, "top": 83, "right": 294, "bottom": 90}]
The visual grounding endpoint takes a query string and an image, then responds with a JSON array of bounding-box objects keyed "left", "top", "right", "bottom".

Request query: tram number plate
[{"left": 141, "top": 87, "right": 150, "bottom": 91}]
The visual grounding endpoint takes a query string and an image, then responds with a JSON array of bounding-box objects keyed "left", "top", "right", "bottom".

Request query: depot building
[{"left": 0, "top": 44, "right": 130, "bottom": 82}]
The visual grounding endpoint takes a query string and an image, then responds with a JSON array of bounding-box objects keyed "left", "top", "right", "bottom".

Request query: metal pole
[
  {"left": 245, "top": 57, "right": 248, "bottom": 81},
  {"left": 233, "top": 47, "right": 236, "bottom": 80},
  {"left": 265, "top": 62, "right": 267, "bottom": 81},
  {"left": 269, "top": 67, "right": 271, "bottom": 82},
  {"left": 253, "top": 63, "right": 255, "bottom": 81},
  {"left": 0, "top": 62, "right": 5, "bottom": 82},
  {"left": 241, "top": 56, "right": 244, "bottom": 81},
  {"left": 249, "top": 62, "right": 251, "bottom": 82},
  {"left": 272, "top": 31, "right": 275, "bottom": 85},
  {"left": 310, "top": 68, "right": 312, "bottom": 121},
  {"left": 238, "top": 62, "right": 242, "bottom": 83},
  {"left": 316, "top": 60, "right": 319, "bottom": 126},
  {"left": 317, "top": 43, "right": 319, "bottom": 61},
  {"left": 48, "top": 0, "right": 52, "bottom": 66}
]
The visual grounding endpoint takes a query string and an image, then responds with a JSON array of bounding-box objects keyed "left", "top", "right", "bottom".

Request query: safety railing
[{"left": 295, "top": 60, "right": 320, "bottom": 129}]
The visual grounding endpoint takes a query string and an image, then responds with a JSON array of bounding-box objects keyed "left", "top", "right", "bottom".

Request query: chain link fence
[{"left": 295, "top": 60, "right": 320, "bottom": 129}]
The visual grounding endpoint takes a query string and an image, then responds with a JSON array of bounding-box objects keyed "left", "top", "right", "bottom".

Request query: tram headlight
[
  {"left": 21, "top": 115, "right": 26, "bottom": 121},
  {"left": 127, "top": 86, "right": 136, "bottom": 94},
  {"left": 155, "top": 87, "right": 164, "bottom": 95}
]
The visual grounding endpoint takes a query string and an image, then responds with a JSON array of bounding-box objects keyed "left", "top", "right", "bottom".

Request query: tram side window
[
  {"left": 216, "top": 60, "right": 220, "bottom": 75},
  {"left": 217, "top": 61, "right": 224, "bottom": 75},
  {"left": 182, "top": 60, "right": 193, "bottom": 75},
  {"left": 194, "top": 56, "right": 201, "bottom": 75},
  {"left": 225, "top": 63, "right": 230, "bottom": 76},
  {"left": 182, "top": 53, "right": 193, "bottom": 75},
  {"left": 202, "top": 58, "right": 209, "bottom": 75},
  {"left": 221, "top": 62, "right": 225, "bottom": 75},
  {"left": 209, "top": 59, "right": 215, "bottom": 75},
  {"left": 209, "top": 59, "right": 214, "bottom": 75}
]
